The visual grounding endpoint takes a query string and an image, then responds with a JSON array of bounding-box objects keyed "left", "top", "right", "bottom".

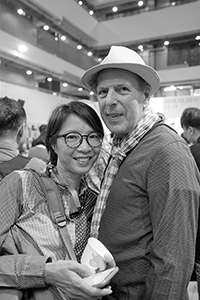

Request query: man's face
[{"left": 96, "top": 69, "right": 147, "bottom": 137}]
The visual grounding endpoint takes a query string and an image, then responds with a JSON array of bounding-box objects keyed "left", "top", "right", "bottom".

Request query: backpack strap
[
  {"left": 0, "top": 155, "right": 31, "bottom": 180},
  {"left": 29, "top": 169, "right": 77, "bottom": 261}
]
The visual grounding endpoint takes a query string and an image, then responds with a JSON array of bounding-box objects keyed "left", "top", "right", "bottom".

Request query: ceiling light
[
  {"left": 138, "top": 1, "right": 144, "bottom": 6},
  {"left": 55, "top": 36, "right": 59, "bottom": 41},
  {"left": 61, "top": 35, "right": 66, "bottom": 41},
  {"left": 98, "top": 58, "right": 102, "bottom": 62},
  {"left": 89, "top": 91, "right": 94, "bottom": 96},
  {"left": 18, "top": 45, "right": 28, "bottom": 52},
  {"left": 77, "top": 44, "right": 83, "bottom": 50},
  {"left": 164, "top": 40, "right": 169, "bottom": 46},
  {"left": 164, "top": 85, "right": 176, "bottom": 92},
  {"left": 63, "top": 82, "right": 68, "bottom": 87},
  {"left": 17, "top": 8, "right": 24, "bottom": 15},
  {"left": 43, "top": 25, "right": 49, "bottom": 31},
  {"left": 112, "top": 6, "right": 118, "bottom": 12},
  {"left": 87, "top": 51, "right": 93, "bottom": 56},
  {"left": 26, "top": 70, "right": 32, "bottom": 75},
  {"left": 89, "top": 10, "right": 94, "bottom": 15},
  {"left": 138, "top": 45, "right": 143, "bottom": 51},
  {"left": 78, "top": 1, "right": 83, "bottom": 5},
  {"left": 78, "top": 87, "right": 83, "bottom": 91},
  {"left": 195, "top": 35, "right": 200, "bottom": 40},
  {"left": 47, "top": 77, "right": 53, "bottom": 82},
  {"left": 53, "top": 92, "right": 57, "bottom": 96},
  {"left": 171, "top": 2, "right": 176, "bottom": 5}
]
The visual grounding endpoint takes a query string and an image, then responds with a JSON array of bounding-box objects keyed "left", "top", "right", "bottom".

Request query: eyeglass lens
[{"left": 65, "top": 132, "right": 102, "bottom": 148}]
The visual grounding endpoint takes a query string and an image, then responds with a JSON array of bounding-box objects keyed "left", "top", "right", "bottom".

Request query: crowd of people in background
[{"left": 0, "top": 45, "right": 200, "bottom": 300}]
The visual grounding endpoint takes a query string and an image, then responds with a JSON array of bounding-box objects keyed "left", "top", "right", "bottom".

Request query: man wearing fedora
[{"left": 81, "top": 46, "right": 200, "bottom": 299}]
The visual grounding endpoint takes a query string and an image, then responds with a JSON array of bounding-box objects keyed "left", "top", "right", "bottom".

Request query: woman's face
[{"left": 54, "top": 114, "right": 102, "bottom": 177}]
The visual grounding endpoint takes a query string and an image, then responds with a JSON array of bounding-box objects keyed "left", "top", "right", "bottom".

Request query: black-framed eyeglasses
[{"left": 57, "top": 131, "right": 103, "bottom": 148}]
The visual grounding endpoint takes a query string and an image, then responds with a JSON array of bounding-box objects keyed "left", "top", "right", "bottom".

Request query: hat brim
[{"left": 81, "top": 63, "right": 160, "bottom": 96}]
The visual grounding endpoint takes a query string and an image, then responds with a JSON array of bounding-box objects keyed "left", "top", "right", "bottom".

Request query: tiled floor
[{"left": 188, "top": 282, "right": 199, "bottom": 300}]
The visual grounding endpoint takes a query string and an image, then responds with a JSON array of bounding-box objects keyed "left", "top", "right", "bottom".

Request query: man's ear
[
  {"left": 16, "top": 123, "right": 25, "bottom": 144},
  {"left": 188, "top": 126, "right": 195, "bottom": 135},
  {"left": 144, "top": 85, "right": 151, "bottom": 100}
]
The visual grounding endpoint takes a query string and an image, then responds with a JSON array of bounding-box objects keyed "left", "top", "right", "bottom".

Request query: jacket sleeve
[
  {"left": 0, "top": 172, "right": 50, "bottom": 289},
  {"left": 146, "top": 141, "right": 200, "bottom": 299}
]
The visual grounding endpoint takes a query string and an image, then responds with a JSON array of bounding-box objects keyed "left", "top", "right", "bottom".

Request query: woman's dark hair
[{"left": 46, "top": 101, "right": 104, "bottom": 166}]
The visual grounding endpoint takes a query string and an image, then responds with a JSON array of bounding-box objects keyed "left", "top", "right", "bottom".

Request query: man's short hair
[
  {"left": 180, "top": 107, "right": 200, "bottom": 130},
  {"left": 0, "top": 96, "right": 27, "bottom": 137}
]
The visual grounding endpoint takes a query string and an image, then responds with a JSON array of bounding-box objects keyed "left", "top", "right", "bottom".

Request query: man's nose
[{"left": 106, "top": 89, "right": 117, "bottom": 105}]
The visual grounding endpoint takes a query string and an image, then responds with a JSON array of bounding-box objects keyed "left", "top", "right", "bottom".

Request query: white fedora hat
[{"left": 81, "top": 45, "right": 160, "bottom": 96}]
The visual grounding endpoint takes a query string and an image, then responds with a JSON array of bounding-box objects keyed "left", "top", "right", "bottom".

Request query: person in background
[
  {"left": 32, "top": 124, "right": 47, "bottom": 147},
  {"left": 28, "top": 126, "right": 50, "bottom": 163},
  {"left": 81, "top": 45, "right": 200, "bottom": 299},
  {"left": 0, "top": 101, "right": 114, "bottom": 300},
  {"left": 0, "top": 96, "right": 46, "bottom": 181},
  {"left": 181, "top": 107, "right": 200, "bottom": 296}
]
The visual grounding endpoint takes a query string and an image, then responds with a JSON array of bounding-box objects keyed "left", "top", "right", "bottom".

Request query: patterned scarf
[{"left": 90, "top": 105, "right": 160, "bottom": 238}]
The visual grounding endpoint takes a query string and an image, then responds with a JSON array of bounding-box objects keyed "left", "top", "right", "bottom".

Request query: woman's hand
[{"left": 44, "top": 260, "right": 112, "bottom": 300}]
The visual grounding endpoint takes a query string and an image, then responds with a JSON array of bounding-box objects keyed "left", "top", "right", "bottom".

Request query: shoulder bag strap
[{"left": 30, "top": 170, "right": 77, "bottom": 261}]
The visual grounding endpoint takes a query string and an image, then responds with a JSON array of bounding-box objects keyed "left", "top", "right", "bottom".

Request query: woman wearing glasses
[{"left": 0, "top": 101, "right": 114, "bottom": 300}]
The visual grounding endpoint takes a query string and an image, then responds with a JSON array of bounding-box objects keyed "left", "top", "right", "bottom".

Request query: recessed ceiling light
[
  {"left": 89, "top": 91, "right": 94, "bottom": 96},
  {"left": 77, "top": 45, "right": 83, "bottom": 50},
  {"left": 47, "top": 77, "right": 53, "bottom": 82},
  {"left": 43, "top": 25, "right": 49, "bottom": 31},
  {"left": 98, "top": 58, "right": 102, "bottom": 62},
  {"left": 171, "top": 2, "right": 176, "bottom": 6},
  {"left": 17, "top": 8, "right": 24, "bottom": 15},
  {"left": 78, "top": 1, "right": 83, "bottom": 5},
  {"left": 87, "top": 51, "right": 93, "bottom": 56},
  {"left": 18, "top": 45, "right": 28, "bottom": 52},
  {"left": 26, "top": 70, "right": 32, "bottom": 75},
  {"left": 138, "top": 45, "right": 143, "bottom": 51},
  {"left": 89, "top": 10, "right": 94, "bottom": 15},
  {"left": 164, "top": 40, "right": 169, "bottom": 46},
  {"left": 195, "top": 35, "right": 200, "bottom": 40},
  {"left": 63, "top": 82, "right": 68, "bottom": 87},
  {"left": 138, "top": 1, "right": 144, "bottom": 7},
  {"left": 78, "top": 87, "right": 83, "bottom": 91},
  {"left": 112, "top": 6, "right": 118, "bottom": 12},
  {"left": 61, "top": 35, "right": 66, "bottom": 41}
]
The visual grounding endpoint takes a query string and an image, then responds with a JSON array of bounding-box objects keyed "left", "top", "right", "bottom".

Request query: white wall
[
  {"left": 150, "top": 96, "right": 200, "bottom": 134},
  {"left": 1, "top": 80, "right": 199, "bottom": 134},
  {"left": 0, "top": 80, "right": 71, "bottom": 124}
]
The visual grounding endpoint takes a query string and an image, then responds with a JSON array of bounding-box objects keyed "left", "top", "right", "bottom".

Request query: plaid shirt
[{"left": 0, "top": 170, "right": 97, "bottom": 289}]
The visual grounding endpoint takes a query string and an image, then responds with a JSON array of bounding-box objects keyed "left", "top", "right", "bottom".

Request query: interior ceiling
[
  {"left": 85, "top": 0, "right": 137, "bottom": 9},
  {"left": 0, "top": 0, "right": 199, "bottom": 99}
]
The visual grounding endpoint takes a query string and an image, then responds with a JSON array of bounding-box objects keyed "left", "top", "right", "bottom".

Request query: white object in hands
[
  {"left": 81, "top": 237, "right": 114, "bottom": 270},
  {"left": 83, "top": 266, "right": 119, "bottom": 288}
]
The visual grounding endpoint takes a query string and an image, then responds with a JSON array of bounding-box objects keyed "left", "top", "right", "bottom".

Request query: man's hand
[{"left": 45, "top": 260, "right": 112, "bottom": 300}]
